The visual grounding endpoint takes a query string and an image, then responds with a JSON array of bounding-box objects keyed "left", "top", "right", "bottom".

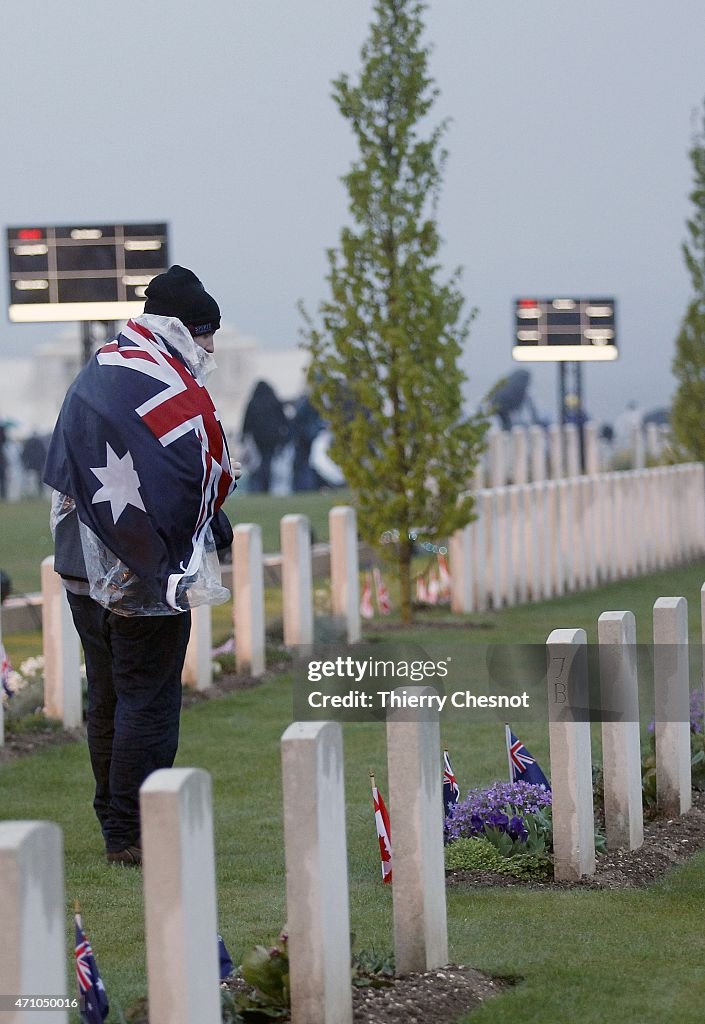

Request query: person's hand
[{"left": 232, "top": 460, "right": 243, "bottom": 480}]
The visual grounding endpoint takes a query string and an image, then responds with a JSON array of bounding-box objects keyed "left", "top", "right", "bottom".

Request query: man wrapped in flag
[
  {"left": 505, "top": 725, "right": 551, "bottom": 789},
  {"left": 44, "top": 266, "right": 240, "bottom": 866},
  {"left": 75, "top": 908, "right": 109, "bottom": 1023},
  {"left": 370, "top": 772, "right": 392, "bottom": 883},
  {"left": 442, "top": 749, "right": 460, "bottom": 819}
]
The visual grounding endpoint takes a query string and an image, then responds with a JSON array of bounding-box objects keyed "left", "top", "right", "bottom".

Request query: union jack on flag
[
  {"left": 505, "top": 725, "right": 550, "bottom": 789},
  {"left": 44, "top": 315, "right": 235, "bottom": 612},
  {"left": 75, "top": 915, "right": 109, "bottom": 1023},
  {"left": 442, "top": 749, "right": 460, "bottom": 819}
]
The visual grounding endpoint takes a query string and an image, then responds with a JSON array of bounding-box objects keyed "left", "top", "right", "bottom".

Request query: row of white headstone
[
  {"left": 3, "top": 461, "right": 703, "bottom": 741},
  {"left": 450, "top": 463, "right": 705, "bottom": 613},
  {"left": 548, "top": 592, "right": 696, "bottom": 881},
  {"left": 478, "top": 420, "right": 669, "bottom": 490},
  {"left": 2, "top": 588, "right": 699, "bottom": 1023},
  {"left": 0, "top": 706, "right": 448, "bottom": 1024}
]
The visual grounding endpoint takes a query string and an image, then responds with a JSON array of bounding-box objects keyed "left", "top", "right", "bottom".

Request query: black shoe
[{"left": 106, "top": 845, "right": 142, "bottom": 866}]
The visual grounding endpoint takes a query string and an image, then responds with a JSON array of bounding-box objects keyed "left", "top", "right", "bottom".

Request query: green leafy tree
[
  {"left": 300, "top": 0, "right": 487, "bottom": 623},
  {"left": 672, "top": 100, "right": 705, "bottom": 459}
]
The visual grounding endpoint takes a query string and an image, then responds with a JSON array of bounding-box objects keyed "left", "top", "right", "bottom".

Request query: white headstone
[
  {"left": 598, "top": 612, "right": 643, "bottom": 850},
  {"left": 583, "top": 421, "right": 600, "bottom": 475},
  {"left": 281, "top": 514, "right": 314, "bottom": 648},
  {"left": 182, "top": 604, "right": 212, "bottom": 691},
  {"left": 488, "top": 429, "right": 506, "bottom": 489},
  {"left": 140, "top": 768, "right": 221, "bottom": 1024},
  {"left": 449, "top": 523, "right": 473, "bottom": 614},
  {"left": 386, "top": 690, "right": 448, "bottom": 973},
  {"left": 548, "top": 424, "right": 563, "bottom": 480},
  {"left": 563, "top": 423, "right": 580, "bottom": 478},
  {"left": 511, "top": 426, "right": 529, "bottom": 485},
  {"left": 547, "top": 628, "right": 596, "bottom": 880},
  {"left": 653, "top": 598, "right": 691, "bottom": 816},
  {"left": 281, "top": 722, "right": 352, "bottom": 1024},
  {"left": 0, "top": 821, "right": 68, "bottom": 1022},
  {"left": 329, "top": 507, "right": 360, "bottom": 643},
  {"left": 473, "top": 497, "right": 488, "bottom": 612},
  {"left": 529, "top": 425, "right": 546, "bottom": 482},
  {"left": 233, "top": 524, "right": 266, "bottom": 677},
  {"left": 41, "top": 556, "right": 82, "bottom": 729}
]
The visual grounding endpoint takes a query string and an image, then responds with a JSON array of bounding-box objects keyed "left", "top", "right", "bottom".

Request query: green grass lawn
[{"left": 3, "top": 522, "right": 705, "bottom": 1020}]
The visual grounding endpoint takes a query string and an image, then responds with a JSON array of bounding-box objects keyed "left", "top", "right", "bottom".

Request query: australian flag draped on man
[{"left": 44, "top": 317, "right": 234, "bottom": 612}]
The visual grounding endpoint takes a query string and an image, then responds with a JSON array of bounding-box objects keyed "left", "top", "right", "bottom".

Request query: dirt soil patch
[{"left": 220, "top": 966, "right": 510, "bottom": 1024}]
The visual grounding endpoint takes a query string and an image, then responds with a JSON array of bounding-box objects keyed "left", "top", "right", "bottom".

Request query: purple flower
[
  {"left": 444, "top": 780, "right": 551, "bottom": 844},
  {"left": 509, "top": 816, "right": 529, "bottom": 842}
]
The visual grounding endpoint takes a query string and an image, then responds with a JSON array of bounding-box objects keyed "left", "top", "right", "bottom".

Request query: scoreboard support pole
[
  {"left": 557, "top": 361, "right": 586, "bottom": 473},
  {"left": 80, "top": 320, "right": 116, "bottom": 365},
  {"left": 81, "top": 321, "right": 92, "bottom": 365}
]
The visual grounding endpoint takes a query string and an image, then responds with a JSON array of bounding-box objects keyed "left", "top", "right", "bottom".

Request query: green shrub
[{"left": 445, "top": 836, "right": 551, "bottom": 880}]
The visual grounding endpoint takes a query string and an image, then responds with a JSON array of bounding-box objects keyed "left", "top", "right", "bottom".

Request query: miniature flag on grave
[
  {"left": 218, "top": 933, "right": 234, "bottom": 979},
  {"left": 1, "top": 643, "right": 13, "bottom": 698},
  {"left": 442, "top": 749, "right": 460, "bottom": 819},
  {"left": 437, "top": 553, "right": 452, "bottom": 602},
  {"left": 360, "top": 576, "right": 374, "bottom": 619},
  {"left": 370, "top": 772, "right": 393, "bottom": 883},
  {"left": 373, "top": 567, "right": 391, "bottom": 615},
  {"left": 505, "top": 725, "right": 550, "bottom": 790},
  {"left": 74, "top": 905, "right": 109, "bottom": 1023},
  {"left": 427, "top": 570, "right": 440, "bottom": 606}
]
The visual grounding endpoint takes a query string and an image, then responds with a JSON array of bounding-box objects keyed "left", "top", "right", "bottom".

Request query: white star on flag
[{"left": 91, "top": 443, "right": 146, "bottom": 523}]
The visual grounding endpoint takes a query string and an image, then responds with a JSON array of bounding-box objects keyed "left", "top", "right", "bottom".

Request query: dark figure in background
[
  {"left": 240, "top": 380, "right": 290, "bottom": 493},
  {"left": 0, "top": 424, "right": 7, "bottom": 499},
  {"left": 290, "top": 395, "right": 324, "bottom": 491},
  {"left": 21, "top": 433, "right": 47, "bottom": 496}
]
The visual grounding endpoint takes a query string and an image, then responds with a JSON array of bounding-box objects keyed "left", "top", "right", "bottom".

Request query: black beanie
[{"left": 144, "top": 265, "right": 221, "bottom": 334}]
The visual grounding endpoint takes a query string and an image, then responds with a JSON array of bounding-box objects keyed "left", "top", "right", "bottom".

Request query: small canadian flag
[
  {"left": 373, "top": 567, "right": 391, "bottom": 614},
  {"left": 437, "top": 553, "right": 452, "bottom": 601},
  {"left": 370, "top": 773, "right": 392, "bottom": 883},
  {"left": 360, "top": 576, "right": 374, "bottom": 619}
]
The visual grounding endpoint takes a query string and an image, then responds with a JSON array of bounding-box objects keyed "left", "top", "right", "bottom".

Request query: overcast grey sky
[{"left": 2, "top": 0, "right": 705, "bottom": 425}]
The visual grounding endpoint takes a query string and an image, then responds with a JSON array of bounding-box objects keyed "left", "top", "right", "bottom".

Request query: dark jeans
[{"left": 66, "top": 592, "right": 191, "bottom": 852}]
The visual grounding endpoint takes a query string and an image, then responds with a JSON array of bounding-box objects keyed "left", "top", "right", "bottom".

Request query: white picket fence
[
  {"left": 1, "top": 586, "right": 701, "bottom": 1021},
  {"left": 478, "top": 420, "right": 671, "bottom": 488}
]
